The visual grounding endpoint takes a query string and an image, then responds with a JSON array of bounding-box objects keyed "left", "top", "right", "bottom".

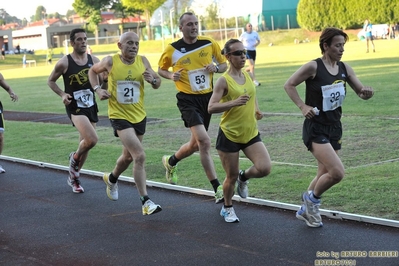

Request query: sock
[
  {"left": 239, "top": 170, "right": 248, "bottom": 182},
  {"left": 168, "top": 154, "right": 180, "bottom": 166},
  {"left": 224, "top": 205, "right": 233, "bottom": 209},
  {"left": 108, "top": 172, "right": 118, "bottom": 183},
  {"left": 210, "top": 179, "right": 221, "bottom": 192},
  {"left": 310, "top": 191, "right": 321, "bottom": 202},
  {"left": 140, "top": 195, "right": 150, "bottom": 205}
]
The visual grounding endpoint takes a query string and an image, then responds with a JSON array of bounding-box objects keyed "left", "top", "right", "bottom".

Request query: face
[
  {"left": 180, "top": 14, "right": 198, "bottom": 41},
  {"left": 246, "top": 24, "right": 253, "bottom": 32},
  {"left": 226, "top": 43, "right": 247, "bottom": 69},
  {"left": 324, "top": 35, "right": 345, "bottom": 61},
  {"left": 118, "top": 32, "right": 139, "bottom": 59},
  {"left": 71, "top": 32, "right": 87, "bottom": 54}
]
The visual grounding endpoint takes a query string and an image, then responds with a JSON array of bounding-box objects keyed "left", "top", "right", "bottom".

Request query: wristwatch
[
  {"left": 151, "top": 78, "right": 157, "bottom": 85},
  {"left": 93, "top": 85, "right": 101, "bottom": 91}
]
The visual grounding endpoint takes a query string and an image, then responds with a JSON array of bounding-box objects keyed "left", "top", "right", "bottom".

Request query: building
[{"left": 0, "top": 12, "right": 145, "bottom": 53}]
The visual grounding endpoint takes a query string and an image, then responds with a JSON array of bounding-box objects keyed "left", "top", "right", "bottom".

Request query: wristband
[
  {"left": 215, "top": 65, "right": 219, "bottom": 73},
  {"left": 93, "top": 85, "right": 101, "bottom": 91}
]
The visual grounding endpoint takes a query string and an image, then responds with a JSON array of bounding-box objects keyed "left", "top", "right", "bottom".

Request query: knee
[
  {"left": 196, "top": 137, "right": 211, "bottom": 150},
  {"left": 258, "top": 165, "right": 271, "bottom": 177},
  {"left": 133, "top": 151, "right": 146, "bottom": 165},
  {"left": 330, "top": 167, "right": 345, "bottom": 183}
]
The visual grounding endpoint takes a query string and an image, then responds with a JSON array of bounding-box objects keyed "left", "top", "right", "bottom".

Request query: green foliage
[{"left": 298, "top": 0, "right": 399, "bottom": 31}]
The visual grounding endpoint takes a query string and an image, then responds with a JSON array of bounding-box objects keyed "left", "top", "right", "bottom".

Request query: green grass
[{"left": 0, "top": 29, "right": 398, "bottom": 221}]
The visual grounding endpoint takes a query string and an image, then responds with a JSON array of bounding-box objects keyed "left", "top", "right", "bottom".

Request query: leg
[
  {"left": 218, "top": 150, "right": 240, "bottom": 223},
  {"left": 0, "top": 132, "right": 4, "bottom": 173},
  {"left": 117, "top": 128, "right": 148, "bottom": 196},
  {"left": 71, "top": 114, "right": 98, "bottom": 171},
  {"left": 242, "top": 142, "right": 271, "bottom": 179},
  {"left": 311, "top": 143, "right": 344, "bottom": 197}
]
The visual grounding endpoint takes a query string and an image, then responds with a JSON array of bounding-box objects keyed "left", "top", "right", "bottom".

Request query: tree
[
  {"left": 122, "top": 0, "right": 167, "bottom": 40},
  {"left": 34, "top": 6, "right": 47, "bottom": 22}
]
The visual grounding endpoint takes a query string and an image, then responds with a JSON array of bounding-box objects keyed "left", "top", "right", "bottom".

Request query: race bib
[
  {"left": 116, "top": 80, "right": 140, "bottom": 104},
  {"left": 187, "top": 68, "right": 210, "bottom": 92},
  {"left": 73, "top": 89, "right": 94, "bottom": 108},
  {"left": 321, "top": 83, "right": 346, "bottom": 111}
]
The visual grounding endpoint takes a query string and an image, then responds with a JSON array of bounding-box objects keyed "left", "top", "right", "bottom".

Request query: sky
[{"left": 1, "top": 0, "right": 75, "bottom": 20}]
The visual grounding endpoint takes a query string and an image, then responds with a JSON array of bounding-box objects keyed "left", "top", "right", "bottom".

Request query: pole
[{"left": 170, "top": 8, "right": 174, "bottom": 42}]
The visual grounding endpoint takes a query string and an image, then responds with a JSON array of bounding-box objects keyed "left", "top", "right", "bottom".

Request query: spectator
[{"left": 363, "top": 19, "right": 375, "bottom": 53}]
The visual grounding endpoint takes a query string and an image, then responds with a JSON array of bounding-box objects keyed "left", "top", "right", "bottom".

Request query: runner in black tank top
[{"left": 284, "top": 27, "right": 374, "bottom": 228}]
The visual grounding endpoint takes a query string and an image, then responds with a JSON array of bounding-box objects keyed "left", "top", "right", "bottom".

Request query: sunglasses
[{"left": 228, "top": 50, "right": 247, "bottom": 56}]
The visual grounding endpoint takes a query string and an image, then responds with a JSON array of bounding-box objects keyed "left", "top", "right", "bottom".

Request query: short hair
[
  {"left": 70, "top": 28, "right": 86, "bottom": 42},
  {"left": 221, "top": 39, "right": 242, "bottom": 55},
  {"left": 319, "top": 27, "right": 348, "bottom": 54},
  {"left": 179, "top": 12, "right": 196, "bottom": 26}
]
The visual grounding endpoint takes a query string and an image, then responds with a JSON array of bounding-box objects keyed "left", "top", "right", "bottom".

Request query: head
[
  {"left": 69, "top": 28, "right": 87, "bottom": 54},
  {"left": 117, "top": 32, "right": 140, "bottom": 59},
  {"left": 245, "top": 23, "right": 253, "bottom": 33},
  {"left": 179, "top": 12, "right": 198, "bottom": 42},
  {"left": 319, "top": 27, "right": 348, "bottom": 54},
  {"left": 222, "top": 39, "right": 247, "bottom": 68}
]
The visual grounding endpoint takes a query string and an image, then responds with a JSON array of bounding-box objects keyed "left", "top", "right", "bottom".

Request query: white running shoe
[
  {"left": 220, "top": 206, "right": 240, "bottom": 223},
  {"left": 103, "top": 173, "right": 118, "bottom": 201},
  {"left": 142, "top": 199, "right": 162, "bottom": 215}
]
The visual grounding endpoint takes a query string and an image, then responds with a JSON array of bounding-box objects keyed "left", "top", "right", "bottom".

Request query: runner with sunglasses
[
  {"left": 208, "top": 39, "right": 271, "bottom": 223},
  {"left": 158, "top": 12, "right": 228, "bottom": 204}
]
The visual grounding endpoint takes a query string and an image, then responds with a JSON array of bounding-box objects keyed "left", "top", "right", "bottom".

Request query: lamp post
[{"left": 170, "top": 8, "right": 175, "bottom": 42}]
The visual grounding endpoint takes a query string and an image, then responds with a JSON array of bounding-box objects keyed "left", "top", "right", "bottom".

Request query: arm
[
  {"left": 208, "top": 76, "right": 250, "bottom": 114},
  {"left": 142, "top": 56, "right": 161, "bottom": 89},
  {"left": 88, "top": 56, "right": 112, "bottom": 100},
  {"left": 0, "top": 73, "right": 18, "bottom": 102},
  {"left": 283, "top": 61, "right": 317, "bottom": 117},
  {"left": 343, "top": 62, "right": 374, "bottom": 100},
  {"left": 47, "top": 56, "right": 72, "bottom": 106}
]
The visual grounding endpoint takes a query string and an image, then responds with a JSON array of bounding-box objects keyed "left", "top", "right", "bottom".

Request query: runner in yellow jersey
[
  {"left": 208, "top": 39, "right": 271, "bottom": 222},
  {"left": 88, "top": 32, "right": 162, "bottom": 216},
  {"left": 158, "top": 12, "right": 228, "bottom": 204}
]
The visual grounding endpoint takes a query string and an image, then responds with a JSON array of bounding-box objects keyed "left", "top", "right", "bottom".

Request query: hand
[
  {"left": 358, "top": 86, "right": 374, "bottom": 99},
  {"left": 9, "top": 92, "right": 18, "bottom": 102},
  {"left": 62, "top": 94, "right": 72, "bottom": 106},
  {"left": 172, "top": 68, "right": 184, "bottom": 81},
  {"left": 255, "top": 110, "right": 263, "bottom": 120},
  {"left": 204, "top": 63, "right": 218, "bottom": 73},
  {"left": 301, "top": 105, "right": 316, "bottom": 119},
  {"left": 235, "top": 94, "right": 250, "bottom": 106},
  {"left": 96, "top": 88, "right": 111, "bottom": 100}
]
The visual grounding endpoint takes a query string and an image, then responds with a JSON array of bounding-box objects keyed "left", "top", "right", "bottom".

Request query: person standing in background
[
  {"left": 239, "top": 23, "right": 261, "bottom": 86},
  {"left": 363, "top": 19, "right": 375, "bottom": 53}
]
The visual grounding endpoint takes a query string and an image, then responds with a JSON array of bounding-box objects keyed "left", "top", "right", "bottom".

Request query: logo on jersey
[
  {"left": 199, "top": 50, "right": 208, "bottom": 58},
  {"left": 69, "top": 68, "right": 90, "bottom": 85}
]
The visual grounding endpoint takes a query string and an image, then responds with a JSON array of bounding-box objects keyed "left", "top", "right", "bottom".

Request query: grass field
[{"left": 0, "top": 30, "right": 398, "bottom": 220}]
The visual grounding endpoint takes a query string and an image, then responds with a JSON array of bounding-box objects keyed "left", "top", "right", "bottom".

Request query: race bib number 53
[{"left": 187, "top": 68, "right": 210, "bottom": 92}]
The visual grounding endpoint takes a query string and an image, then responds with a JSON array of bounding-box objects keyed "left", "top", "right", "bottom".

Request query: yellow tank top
[
  {"left": 220, "top": 71, "right": 258, "bottom": 143},
  {"left": 108, "top": 54, "right": 146, "bottom": 124},
  {"left": 158, "top": 36, "right": 226, "bottom": 95}
]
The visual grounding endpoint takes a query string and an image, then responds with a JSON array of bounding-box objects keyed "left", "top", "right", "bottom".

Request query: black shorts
[
  {"left": 302, "top": 119, "right": 342, "bottom": 151},
  {"left": 216, "top": 127, "right": 262, "bottom": 153},
  {"left": 176, "top": 92, "right": 212, "bottom": 130},
  {"left": 66, "top": 104, "right": 99, "bottom": 125},
  {"left": 110, "top": 117, "right": 146, "bottom": 137},
  {"left": 0, "top": 101, "right": 4, "bottom": 133},
  {"left": 246, "top": 50, "right": 257, "bottom": 61}
]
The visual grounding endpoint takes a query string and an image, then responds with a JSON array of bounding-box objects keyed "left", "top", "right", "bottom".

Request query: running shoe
[
  {"left": 103, "top": 173, "right": 118, "bottom": 201},
  {"left": 236, "top": 170, "right": 248, "bottom": 198},
  {"left": 162, "top": 155, "right": 178, "bottom": 184},
  {"left": 220, "top": 206, "right": 240, "bottom": 223},
  {"left": 142, "top": 199, "right": 162, "bottom": 215},
  {"left": 215, "top": 185, "right": 224, "bottom": 204},
  {"left": 254, "top": 80, "right": 261, "bottom": 87},
  {"left": 69, "top": 152, "right": 80, "bottom": 178},
  {"left": 296, "top": 192, "right": 323, "bottom": 227},
  {"left": 67, "top": 175, "right": 84, "bottom": 193},
  {"left": 0, "top": 165, "right": 5, "bottom": 173}
]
